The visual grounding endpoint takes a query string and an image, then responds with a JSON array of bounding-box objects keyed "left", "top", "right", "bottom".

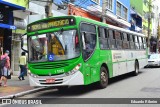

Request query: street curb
[{"left": 0, "top": 86, "right": 51, "bottom": 99}]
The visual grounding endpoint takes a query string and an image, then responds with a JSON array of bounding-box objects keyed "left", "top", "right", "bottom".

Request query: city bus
[{"left": 21, "top": 16, "right": 148, "bottom": 90}]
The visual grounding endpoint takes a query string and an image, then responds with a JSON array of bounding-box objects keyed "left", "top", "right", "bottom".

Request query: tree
[{"left": 156, "top": 22, "right": 160, "bottom": 53}]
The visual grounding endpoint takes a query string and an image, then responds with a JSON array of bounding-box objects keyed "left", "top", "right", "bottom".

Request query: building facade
[
  {"left": 151, "top": 0, "right": 160, "bottom": 52},
  {"left": 68, "top": 0, "right": 131, "bottom": 28},
  {"left": 152, "top": 0, "right": 160, "bottom": 38},
  {"left": 130, "top": 0, "right": 143, "bottom": 32}
]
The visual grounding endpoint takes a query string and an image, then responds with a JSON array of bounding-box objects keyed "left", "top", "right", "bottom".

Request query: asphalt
[{"left": 0, "top": 75, "right": 48, "bottom": 99}]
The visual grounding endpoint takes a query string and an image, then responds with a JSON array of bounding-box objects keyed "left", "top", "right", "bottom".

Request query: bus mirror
[
  {"left": 20, "top": 33, "right": 28, "bottom": 53},
  {"left": 21, "top": 39, "right": 24, "bottom": 48},
  {"left": 82, "top": 32, "right": 86, "bottom": 50}
]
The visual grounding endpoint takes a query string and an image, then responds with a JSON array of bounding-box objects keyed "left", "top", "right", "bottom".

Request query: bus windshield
[{"left": 28, "top": 30, "right": 80, "bottom": 62}]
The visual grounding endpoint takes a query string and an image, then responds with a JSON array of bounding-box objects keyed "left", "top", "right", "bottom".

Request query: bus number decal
[{"left": 56, "top": 69, "right": 64, "bottom": 73}]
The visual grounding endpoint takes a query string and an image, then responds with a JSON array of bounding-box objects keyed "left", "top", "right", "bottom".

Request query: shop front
[{"left": 0, "top": 0, "right": 25, "bottom": 69}]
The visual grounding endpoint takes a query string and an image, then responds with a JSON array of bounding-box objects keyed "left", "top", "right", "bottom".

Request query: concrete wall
[{"left": 130, "top": 0, "right": 143, "bottom": 16}]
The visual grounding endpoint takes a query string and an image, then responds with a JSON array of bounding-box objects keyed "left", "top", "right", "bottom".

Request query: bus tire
[
  {"left": 133, "top": 61, "right": 139, "bottom": 76},
  {"left": 96, "top": 66, "right": 108, "bottom": 89}
]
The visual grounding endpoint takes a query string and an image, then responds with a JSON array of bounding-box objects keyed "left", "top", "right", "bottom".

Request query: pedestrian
[
  {"left": 18, "top": 52, "right": 27, "bottom": 80},
  {"left": 0, "top": 50, "right": 10, "bottom": 87}
]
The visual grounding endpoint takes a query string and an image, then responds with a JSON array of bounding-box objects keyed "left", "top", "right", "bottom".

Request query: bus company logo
[
  {"left": 113, "top": 53, "right": 122, "bottom": 59},
  {"left": 48, "top": 72, "right": 52, "bottom": 76}
]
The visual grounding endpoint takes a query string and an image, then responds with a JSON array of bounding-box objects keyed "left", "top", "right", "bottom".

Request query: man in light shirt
[{"left": 18, "top": 52, "right": 27, "bottom": 80}]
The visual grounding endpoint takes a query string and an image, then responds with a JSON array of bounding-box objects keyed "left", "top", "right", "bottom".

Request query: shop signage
[
  {"left": 0, "top": 23, "right": 16, "bottom": 30},
  {"left": 0, "top": 10, "right": 8, "bottom": 24},
  {"left": 14, "top": 18, "right": 27, "bottom": 29}
]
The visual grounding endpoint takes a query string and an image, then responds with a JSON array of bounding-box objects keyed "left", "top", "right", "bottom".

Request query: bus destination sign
[{"left": 27, "top": 18, "right": 75, "bottom": 32}]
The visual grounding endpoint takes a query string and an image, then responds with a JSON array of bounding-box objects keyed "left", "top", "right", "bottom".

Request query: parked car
[{"left": 147, "top": 54, "right": 160, "bottom": 67}]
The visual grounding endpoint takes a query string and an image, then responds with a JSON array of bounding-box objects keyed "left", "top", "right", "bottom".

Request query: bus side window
[
  {"left": 122, "top": 33, "right": 129, "bottom": 49},
  {"left": 129, "top": 34, "right": 135, "bottom": 49},
  {"left": 80, "top": 23, "right": 96, "bottom": 60},
  {"left": 138, "top": 36, "right": 143, "bottom": 49},
  {"left": 115, "top": 31, "right": 122, "bottom": 49},
  {"left": 135, "top": 36, "right": 140, "bottom": 50},
  {"left": 143, "top": 37, "right": 147, "bottom": 49},
  {"left": 108, "top": 29, "right": 116, "bottom": 49},
  {"left": 98, "top": 27, "right": 109, "bottom": 49}
]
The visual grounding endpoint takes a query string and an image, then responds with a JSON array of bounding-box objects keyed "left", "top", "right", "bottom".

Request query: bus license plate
[{"left": 46, "top": 78, "right": 55, "bottom": 83}]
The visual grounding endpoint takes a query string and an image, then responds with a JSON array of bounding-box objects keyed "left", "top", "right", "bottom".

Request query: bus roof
[{"left": 75, "top": 16, "right": 145, "bottom": 37}]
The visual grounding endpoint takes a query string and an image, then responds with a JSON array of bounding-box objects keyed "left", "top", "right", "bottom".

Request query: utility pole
[
  {"left": 102, "top": 0, "right": 107, "bottom": 23},
  {"left": 45, "top": 0, "right": 53, "bottom": 17},
  {"left": 147, "top": 0, "right": 152, "bottom": 52}
]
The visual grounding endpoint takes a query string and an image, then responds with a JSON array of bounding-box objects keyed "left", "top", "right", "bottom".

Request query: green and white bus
[{"left": 21, "top": 16, "right": 147, "bottom": 89}]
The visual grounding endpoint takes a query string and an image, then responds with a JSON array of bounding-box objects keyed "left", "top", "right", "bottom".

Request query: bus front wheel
[{"left": 96, "top": 66, "right": 108, "bottom": 89}]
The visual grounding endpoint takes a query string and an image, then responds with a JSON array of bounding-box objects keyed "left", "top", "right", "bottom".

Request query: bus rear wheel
[
  {"left": 96, "top": 66, "right": 108, "bottom": 89},
  {"left": 133, "top": 61, "right": 139, "bottom": 76}
]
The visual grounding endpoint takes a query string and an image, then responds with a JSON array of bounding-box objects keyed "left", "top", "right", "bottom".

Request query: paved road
[
  {"left": 1, "top": 67, "right": 160, "bottom": 107},
  {"left": 20, "top": 67, "right": 160, "bottom": 98}
]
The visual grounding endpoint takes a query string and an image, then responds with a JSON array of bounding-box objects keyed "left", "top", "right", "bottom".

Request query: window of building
[
  {"left": 106, "top": 0, "right": 113, "bottom": 10},
  {"left": 116, "top": 2, "right": 121, "bottom": 16},
  {"left": 123, "top": 7, "right": 127, "bottom": 20},
  {"left": 91, "top": 0, "right": 100, "bottom": 4},
  {"left": 116, "top": 2, "right": 128, "bottom": 20}
]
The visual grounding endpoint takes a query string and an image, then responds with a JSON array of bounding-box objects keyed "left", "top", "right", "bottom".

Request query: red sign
[{"left": 46, "top": 78, "right": 55, "bottom": 83}]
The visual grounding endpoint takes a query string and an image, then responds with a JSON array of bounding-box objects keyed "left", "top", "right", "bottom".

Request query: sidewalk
[{"left": 0, "top": 75, "right": 47, "bottom": 99}]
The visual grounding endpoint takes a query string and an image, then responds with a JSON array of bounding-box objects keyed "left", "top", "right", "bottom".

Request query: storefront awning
[
  {"left": 0, "top": 23, "right": 16, "bottom": 29},
  {"left": 0, "top": 0, "right": 25, "bottom": 10}
]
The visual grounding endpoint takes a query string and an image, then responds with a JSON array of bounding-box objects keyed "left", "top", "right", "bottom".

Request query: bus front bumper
[{"left": 29, "top": 71, "right": 84, "bottom": 86}]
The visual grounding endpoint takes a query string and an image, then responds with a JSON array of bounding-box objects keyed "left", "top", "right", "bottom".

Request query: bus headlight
[
  {"left": 30, "top": 73, "right": 39, "bottom": 78},
  {"left": 28, "top": 69, "right": 31, "bottom": 75},
  {"left": 65, "top": 63, "right": 81, "bottom": 76}
]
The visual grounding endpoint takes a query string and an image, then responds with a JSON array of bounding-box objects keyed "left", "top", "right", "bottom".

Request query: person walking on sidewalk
[
  {"left": 18, "top": 52, "right": 27, "bottom": 80},
  {"left": 0, "top": 50, "right": 10, "bottom": 87}
]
